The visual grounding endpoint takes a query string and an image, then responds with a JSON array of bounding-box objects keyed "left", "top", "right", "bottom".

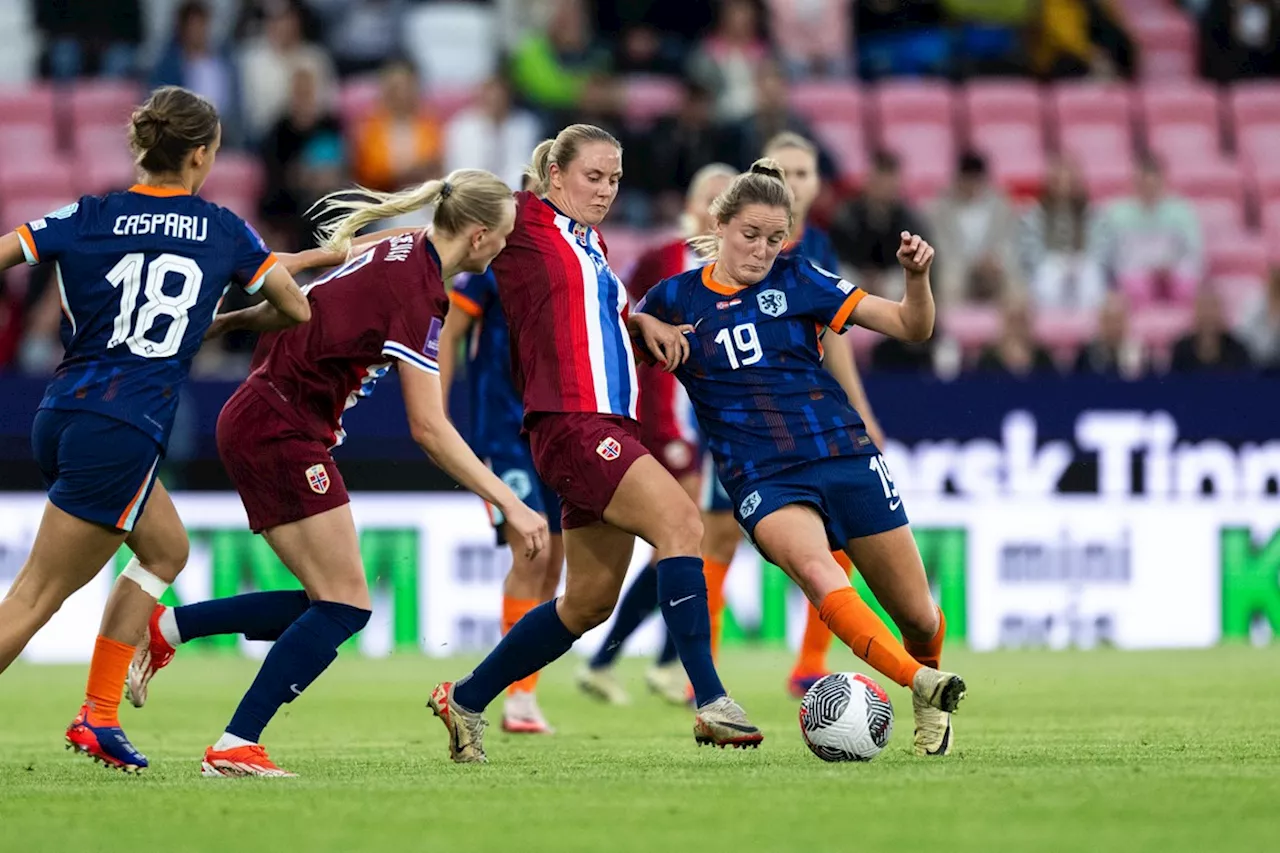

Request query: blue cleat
[{"left": 65, "top": 704, "right": 148, "bottom": 773}]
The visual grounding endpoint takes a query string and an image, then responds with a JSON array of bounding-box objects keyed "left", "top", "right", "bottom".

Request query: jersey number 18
[{"left": 106, "top": 252, "right": 203, "bottom": 359}]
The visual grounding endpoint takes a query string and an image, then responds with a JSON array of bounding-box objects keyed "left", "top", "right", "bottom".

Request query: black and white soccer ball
[{"left": 798, "top": 672, "right": 894, "bottom": 762}]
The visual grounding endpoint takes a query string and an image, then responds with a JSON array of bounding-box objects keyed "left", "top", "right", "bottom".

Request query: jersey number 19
[
  {"left": 106, "top": 252, "right": 203, "bottom": 359},
  {"left": 714, "top": 322, "right": 762, "bottom": 370}
]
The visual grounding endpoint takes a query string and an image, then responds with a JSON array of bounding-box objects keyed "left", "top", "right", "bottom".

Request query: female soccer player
[
  {"left": 428, "top": 125, "right": 761, "bottom": 763},
  {"left": 577, "top": 162, "right": 736, "bottom": 707},
  {"left": 0, "top": 86, "right": 310, "bottom": 772},
  {"left": 437, "top": 176, "right": 564, "bottom": 736},
  {"left": 637, "top": 160, "right": 965, "bottom": 756},
  {"left": 128, "top": 169, "right": 549, "bottom": 776}
]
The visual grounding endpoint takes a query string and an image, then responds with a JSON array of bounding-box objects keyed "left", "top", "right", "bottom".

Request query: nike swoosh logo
[
  {"left": 289, "top": 684, "right": 303, "bottom": 696},
  {"left": 889, "top": 499, "right": 901, "bottom": 511},
  {"left": 693, "top": 318, "right": 705, "bottom": 330},
  {"left": 668, "top": 594, "right": 697, "bottom": 607}
]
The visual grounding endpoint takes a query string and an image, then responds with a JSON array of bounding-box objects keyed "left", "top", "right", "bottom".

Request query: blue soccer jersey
[
  {"left": 449, "top": 269, "right": 526, "bottom": 459},
  {"left": 637, "top": 255, "right": 875, "bottom": 498},
  {"left": 16, "top": 185, "right": 276, "bottom": 446},
  {"left": 782, "top": 224, "right": 840, "bottom": 275}
]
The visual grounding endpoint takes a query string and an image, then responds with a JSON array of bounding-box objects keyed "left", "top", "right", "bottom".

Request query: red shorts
[
  {"left": 216, "top": 385, "right": 350, "bottom": 532},
  {"left": 527, "top": 412, "right": 648, "bottom": 530}
]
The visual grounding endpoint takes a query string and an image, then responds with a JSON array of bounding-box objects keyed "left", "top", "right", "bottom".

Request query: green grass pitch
[{"left": 2, "top": 647, "right": 1278, "bottom": 853}]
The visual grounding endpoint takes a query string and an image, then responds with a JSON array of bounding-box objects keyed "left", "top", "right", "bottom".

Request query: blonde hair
[
  {"left": 688, "top": 158, "right": 794, "bottom": 259},
  {"left": 762, "top": 131, "right": 817, "bottom": 160},
  {"left": 524, "top": 124, "right": 621, "bottom": 195},
  {"left": 313, "top": 169, "right": 514, "bottom": 255},
  {"left": 680, "top": 162, "right": 738, "bottom": 238}
]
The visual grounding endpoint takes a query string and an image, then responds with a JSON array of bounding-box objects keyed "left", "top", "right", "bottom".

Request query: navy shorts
[
  {"left": 486, "top": 443, "right": 563, "bottom": 544},
  {"left": 699, "top": 452, "right": 734, "bottom": 513},
  {"left": 32, "top": 409, "right": 163, "bottom": 532},
  {"left": 733, "top": 454, "right": 909, "bottom": 553}
]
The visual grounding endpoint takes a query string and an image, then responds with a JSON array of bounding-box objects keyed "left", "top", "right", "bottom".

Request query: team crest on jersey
[
  {"left": 596, "top": 436, "right": 622, "bottom": 461},
  {"left": 305, "top": 464, "right": 330, "bottom": 495},
  {"left": 757, "top": 290, "right": 787, "bottom": 317},
  {"left": 573, "top": 222, "right": 589, "bottom": 246},
  {"left": 716, "top": 299, "right": 742, "bottom": 310},
  {"left": 739, "top": 490, "right": 762, "bottom": 518}
]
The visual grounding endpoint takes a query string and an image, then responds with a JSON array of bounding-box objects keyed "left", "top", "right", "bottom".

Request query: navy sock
[
  {"left": 174, "top": 590, "right": 311, "bottom": 643},
  {"left": 453, "top": 600, "right": 577, "bottom": 713},
  {"left": 657, "top": 556, "right": 725, "bottom": 707},
  {"left": 588, "top": 561, "right": 658, "bottom": 670},
  {"left": 656, "top": 629, "right": 679, "bottom": 666},
  {"left": 225, "top": 601, "right": 370, "bottom": 743}
]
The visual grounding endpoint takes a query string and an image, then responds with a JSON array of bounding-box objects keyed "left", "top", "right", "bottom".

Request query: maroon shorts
[
  {"left": 527, "top": 412, "right": 648, "bottom": 530},
  {"left": 216, "top": 385, "right": 350, "bottom": 532}
]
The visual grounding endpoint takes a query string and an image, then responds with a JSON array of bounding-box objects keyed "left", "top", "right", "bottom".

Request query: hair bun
[{"left": 749, "top": 157, "right": 786, "bottom": 182}]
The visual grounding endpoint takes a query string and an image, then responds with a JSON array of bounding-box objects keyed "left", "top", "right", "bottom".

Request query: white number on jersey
[
  {"left": 869, "top": 454, "right": 901, "bottom": 511},
  {"left": 714, "top": 322, "right": 763, "bottom": 370},
  {"left": 106, "top": 253, "right": 203, "bottom": 359},
  {"left": 303, "top": 248, "right": 376, "bottom": 295}
]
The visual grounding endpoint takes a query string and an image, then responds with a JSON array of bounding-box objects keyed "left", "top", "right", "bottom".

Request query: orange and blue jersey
[
  {"left": 490, "top": 190, "right": 637, "bottom": 424},
  {"left": 636, "top": 255, "right": 873, "bottom": 498},
  {"left": 449, "top": 269, "right": 526, "bottom": 459},
  {"left": 16, "top": 185, "right": 275, "bottom": 446}
]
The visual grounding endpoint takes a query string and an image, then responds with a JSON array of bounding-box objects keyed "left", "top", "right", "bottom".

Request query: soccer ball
[{"left": 798, "top": 672, "right": 894, "bottom": 762}]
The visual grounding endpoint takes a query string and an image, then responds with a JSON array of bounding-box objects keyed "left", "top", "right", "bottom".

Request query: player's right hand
[
  {"left": 204, "top": 316, "right": 230, "bottom": 341},
  {"left": 897, "top": 232, "right": 935, "bottom": 274},
  {"left": 503, "top": 502, "right": 549, "bottom": 560}
]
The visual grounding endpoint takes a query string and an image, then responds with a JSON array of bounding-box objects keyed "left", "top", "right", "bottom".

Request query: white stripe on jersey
[
  {"left": 55, "top": 262, "right": 77, "bottom": 336},
  {"left": 610, "top": 231, "right": 640, "bottom": 418}
]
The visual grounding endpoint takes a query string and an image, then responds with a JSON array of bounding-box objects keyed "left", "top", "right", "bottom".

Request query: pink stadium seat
[
  {"left": 881, "top": 123, "right": 954, "bottom": 202},
  {"left": 68, "top": 80, "right": 143, "bottom": 129},
  {"left": 622, "top": 76, "right": 684, "bottom": 127},
  {"left": 1207, "top": 233, "right": 1268, "bottom": 278},
  {"left": 963, "top": 80, "right": 1042, "bottom": 132},
  {"left": 198, "top": 151, "right": 265, "bottom": 202},
  {"left": 969, "top": 123, "right": 1047, "bottom": 193},
  {"left": 939, "top": 304, "right": 1001, "bottom": 352},
  {"left": 73, "top": 150, "right": 135, "bottom": 196},
  {"left": 338, "top": 76, "right": 382, "bottom": 128},
  {"left": 789, "top": 81, "right": 863, "bottom": 125},
  {"left": 1212, "top": 275, "right": 1266, "bottom": 319},
  {"left": 1253, "top": 162, "right": 1280, "bottom": 207},
  {"left": 0, "top": 84, "right": 56, "bottom": 130},
  {"left": 1235, "top": 122, "right": 1280, "bottom": 172},
  {"left": 427, "top": 87, "right": 476, "bottom": 122},
  {"left": 1191, "top": 197, "right": 1244, "bottom": 240},
  {"left": 1058, "top": 121, "right": 1134, "bottom": 199},
  {"left": 0, "top": 195, "right": 79, "bottom": 233},
  {"left": 1130, "top": 14, "right": 1198, "bottom": 79},
  {"left": 1229, "top": 82, "right": 1280, "bottom": 134},
  {"left": 810, "top": 119, "right": 868, "bottom": 186},
  {"left": 1165, "top": 159, "right": 1243, "bottom": 205},
  {"left": 1146, "top": 120, "right": 1224, "bottom": 164},
  {"left": 1077, "top": 157, "right": 1136, "bottom": 201},
  {"left": 1035, "top": 311, "right": 1093, "bottom": 355},
  {"left": 201, "top": 192, "right": 257, "bottom": 220},
  {"left": 0, "top": 123, "right": 57, "bottom": 161},
  {"left": 1131, "top": 304, "right": 1193, "bottom": 353},
  {"left": 1140, "top": 82, "right": 1220, "bottom": 126},
  {"left": 73, "top": 122, "right": 134, "bottom": 163},
  {"left": 1261, "top": 199, "right": 1280, "bottom": 234},
  {"left": 872, "top": 81, "right": 953, "bottom": 132},
  {"left": 0, "top": 155, "right": 74, "bottom": 200},
  {"left": 1051, "top": 83, "right": 1133, "bottom": 138}
]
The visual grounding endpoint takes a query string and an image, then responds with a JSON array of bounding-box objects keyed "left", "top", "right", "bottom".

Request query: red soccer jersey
[
  {"left": 246, "top": 231, "right": 446, "bottom": 448},
  {"left": 625, "top": 238, "right": 702, "bottom": 449},
  {"left": 490, "top": 191, "right": 637, "bottom": 423}
]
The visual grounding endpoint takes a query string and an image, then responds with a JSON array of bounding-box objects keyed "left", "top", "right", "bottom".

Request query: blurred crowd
[{"left": 3, "top": 0, "right": 1280, "bottom": 381}]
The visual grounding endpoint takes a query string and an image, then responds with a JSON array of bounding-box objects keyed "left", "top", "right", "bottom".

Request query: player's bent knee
[
  {"left": 789, "top": 557, "right": 848, "bottom": 605},
  {"left": 897, "top": 603, "right": 940, "bottom": 643},
  {"left": 655, "top": 506, "right": 703, "bottom": 556}
]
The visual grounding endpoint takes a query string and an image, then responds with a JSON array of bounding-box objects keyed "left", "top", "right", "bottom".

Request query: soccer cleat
[
  {"left": 913, "top": 693, "right": 954, "bottom": 756},
  {"left": 126, "top": 603, "right": 176, "bottom": 709},
  {"left": 645, "top": 663, "right": 691, "bottom": 706},
  {"left": 427, "top": 682, "right": 488, "bottom": 763},
  {"left": 575, "top": 665, "right": 631, "bottom": 705},
  {"left": 911, "top": 667, "right": 967, "bottom": 713},
  {"left": 64, "top": 705, "right": 148, "bottom": 773},
  {"left": 201, "top": 744, "right": 296, "bottom": 777},
  {"left": 787, "top": 671, "right": 829, "bottom": 700},
  {"left": 693, "top": 696, "right": 764, "bottom": 749},
  {"left": 502, "top": 691, "right": 554, "bottom": 735}
]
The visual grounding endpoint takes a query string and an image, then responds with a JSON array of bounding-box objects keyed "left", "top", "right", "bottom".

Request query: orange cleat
[
  {"left": 200, "top": 743, "right": 296, "bottom": 778},
  {"left": 65, "top": 704, "right": 148, "bottom": 773}
]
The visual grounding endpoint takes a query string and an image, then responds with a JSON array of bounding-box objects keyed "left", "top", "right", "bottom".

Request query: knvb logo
[{"left": 757, "top": 290, "right": 787, "bottom": 317}]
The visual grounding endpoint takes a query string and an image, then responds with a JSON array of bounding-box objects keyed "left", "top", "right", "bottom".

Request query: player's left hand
[
  {"left": 897, "top": 232, "right": 934, "bottom": 275},
  {"left": 631, "top": 314, "right": 692, "bottom": 372}
]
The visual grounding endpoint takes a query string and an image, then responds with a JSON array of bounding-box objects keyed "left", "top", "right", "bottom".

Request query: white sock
[
  {"left": 158, "top": 607, "right": 183, "bottom": 648},
  {"left": 213, "top": 732, "right": 257, "bottom": 751}
]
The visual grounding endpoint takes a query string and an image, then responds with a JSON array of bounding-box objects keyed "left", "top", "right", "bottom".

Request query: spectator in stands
[
  {"left": 1234, "top": 267, "right": 1280, "bottom": 372},
  {"left": 259, "top": 60, "right": 346, "bottom": 249},
  {"left": 769, "top": 0, "right": 852, "bottom": 78},
  {"left": 1090, "top": 154, "right": 1204, "bottom": 306},
  {"left": 930, "top": 151, "right": 1023, "bottom": 305},
  {"left": 509, "top": 0, "right": 616, "bottom": 117},
  {"left": 238, "top": 0, "right": 336, "bottom": 143},
  {"left": 721, "top": 59, "right": 838, "bottom": 180},
  {"left": 830, "top": 150, "right": 929, "bottom": 299},
  {"left": 151, "top": 1, "right": 244, "bottom": 148},
  {"left": 1027, "top": 0, "right": 1135, "bottom": 80},
  {"left": 308, "top": 0, "right": 408, "bottom": 77},
  {"left": 633, "top": 79, "right": 730, "bottom": 224},
  {"left": 351, "top": 59, "right": 442, "bottom": 193},
  {"left": 1021, "top": 158, "right": 1106, "bottom": 311},
  {"left": 1198, "top": 0, "right": 1280, "bottom": 81},
  {"left": 1073, "top": 292, "right": 1145, "bottom": 378},
  {"left": 1171, "top": 286, "right": 1252, "bottom": 372},
  {"left": 444, "top": 73, "right": 541, "bottom": 191},
  {"left": 597, "top": 0, "right": 714, "bottom": 72},
  {"left": 975, "top": 292, "right": 1056, "bottom": 376},
  {"left": 37, "top": 0, "right": 142, "bottom": 79},
  {"left": 687, "top": 0, "right": 771, "bottom": 121}
]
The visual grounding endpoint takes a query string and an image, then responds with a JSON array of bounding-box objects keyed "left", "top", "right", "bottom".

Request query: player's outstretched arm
[
  {"left": 399, "top": 364, "right": 548, "bottom": 559},
  {"left": 849, "top": 232, "right": 935, "bottom": 344},
  {"left": 0, "top": 231, "right": 27, "bottom": 271},
  {"left": 436, "top": 307, "right": 476, "bottom": 417},
  {"left": 206, "top": 265, "right": 311, "bottom": 339}
]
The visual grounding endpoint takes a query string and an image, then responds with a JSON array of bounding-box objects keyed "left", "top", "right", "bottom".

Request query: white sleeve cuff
[{"left": 382, "top": 341, "right": 439, "bottom": 375}]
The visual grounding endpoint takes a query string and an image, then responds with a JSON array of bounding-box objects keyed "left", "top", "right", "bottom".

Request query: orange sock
[
  {"left": 818, "top": 587, "right": 922, "bottom": 688},
  {"left": 904, "top": 606, "right": 946, "bottom": 670},
  {"left": 503, "top": 596, "right": 541, "bottom": 695},
  {"left": 792, "top": 551, "right": 855, "bottom": 677},
  {"left": 702, "top": 557, "right": 731, "bottom": 661},
  {"left": 84, "top": 635, "right": 135, "bottom": 726}
]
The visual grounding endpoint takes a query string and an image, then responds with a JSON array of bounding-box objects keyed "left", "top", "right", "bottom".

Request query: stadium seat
[
  {"left": 0, "top": 155, "right": 74, "bottom": 201},
  {"left": 872, "top": 81, "right": 954, "bottom": 132},
  {"left": 1191, "top": 197, "right": 1245, "bottom": 240},
  {"left": 0, "top": 123, "right": 57, "bottom": 162},
  {"left": 1057, "top": 121, "right": 1135, "bottom": 200},
  {"left": 962, "top": 79, "right": 1043, "bottom": 131},
  {"left": 403, "top": 3, "right": 497, "bottom": 89},
  {"left": 338, "top": 76, "right": 382, "bottom": 129},
  {"left": 810, "top": 119, "right": 868, "bottom": 187},
  {"left": 0, "top": 84, "right": 56, "bottom": 131},
  {"left": 1212, "top": 275, "right": 1266, "bottom": 320},
  {"left": 621, "top": 76, "right": 684, "bottom": 127},
  {"left": 1165, "top": 159, "right": 1244, "bottom": 207},
  {"left": 881, "top": 123, "right": 954, "bottom": 202},
  {"left": 1146, "top": 120, "right": 1225, "bottom": 164},
  {"left": 1129, "top": 14, "right": 1198, "bottom": 79},
  {"left": 1035, "top": 310, "right": 1093, "bottom": 357},
  {"left": 939, "top": 304, "right": 1001, "bottom": 353},
  {"left": 1139, "top": 83, "right": 1224, "bottom": 160},
  {"left": 1229, "top": 82, "right": 1280, "bottom": 136},
  {"left": 789, "top": 81, "right": 863, "bottom": 125},
  {"left": 1261, "top": 198, "right": 1280, "bottom": 235},
  {"left": 73, "top": 153, "right": 135, "bottom": 197},
  {"left": 1207, "top": 233, "right": 1268, "bottom": 279},
  {"left": 197, "top": 152, "right": 265, "bottom": 203},
  {"left": 73, "top": 123, "right": 133, "bottom": 164},
  {"left": 67, "top": 80, "right": 144, "bottom": 129},
  {"left": 0, "top": 194, "right": 79, "bottom": 234},
  {"left": 1051, "top": 82, "right": 1133, "bottom": 140},
  {"left": 1235, "top": 122, "right": 1280, "bottom": 173},
  {"left": 969, "top": 123, "right": 1047, "bottom": 195},
  {"left": 1130, "top": 303, "right": 1193, "bottom": 355}
]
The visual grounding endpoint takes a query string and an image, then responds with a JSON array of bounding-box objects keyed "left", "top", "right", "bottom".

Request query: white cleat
[
  {"left": 913, "top": 692, "right": 954, "bottom": 756},
  {"left": 694, "top": 696, "right": 764, "bottom": 749},
  {"left": 911, "top": 667, "right": 967, "bottom": 714},
  {"left": 576, "top": 666, "right": 631, "bottom": 705},
  {"left": 427, "top": 682, "right": 488, "bottom": 764},
  {"left": 645, "top": 663, "right": 691, "bottom": 706},
  {"left": 502, "top": 691, "right": 555, "bottom": 735}
]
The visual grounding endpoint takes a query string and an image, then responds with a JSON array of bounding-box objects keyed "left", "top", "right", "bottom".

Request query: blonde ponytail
[
  {"left": 524, "top": 139, "right": 555, "bottom": 195},
  {"left": 313, "top": 168, "right": 515, "bottom": 256},
  {"left": 522, "top": 124, "right": 621, "bottom": 196}
]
